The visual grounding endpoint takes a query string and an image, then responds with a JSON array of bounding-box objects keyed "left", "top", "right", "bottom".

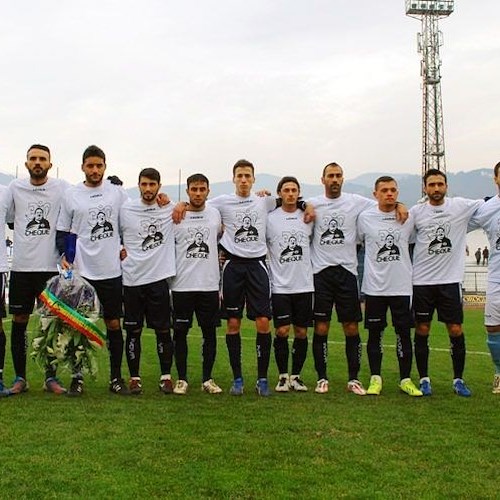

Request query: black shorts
[
  {"left": 413, "top": 283, "right": 463, "bottom": 325},
  {"left": 172, "top": 290, "right": 220, "bottom": 330},
  {"left": 123, "top": 279, "right": 170, "bottom": 330},
  {"left": 364, "top": 295, "right": 412, "bottom": 330},
  {"left": 85, "top": 276, "right": 123, "bottom": 321},
  {"left": 9, "top": 271, "right": 57, "bottom": 315},
  {"left": 272, "top": 292, "right": 313, "bottom": 328},
  {"left": 221, "top": 257, "right": 271, "bottom": 320},
  {"left": 313, "top": 266, "right": 362, "bottom": 323}
]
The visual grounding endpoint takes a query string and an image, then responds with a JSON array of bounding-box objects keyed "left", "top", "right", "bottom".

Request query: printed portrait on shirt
[
  {"left": 427, "top": 222, "right": 452, "bottom": 255},
  {"left": 278, "top": 230, "right": 308, "bottom": 263},
  {"left": 234, "top": 211, "right": 258, "bottom": 243},
  {"left": 89, "top": 205, "right": 114, "bottom": 241},
  {"left": 25, "top": 203, "right": 51, "bottom": 235},
  {"left": 186, "top": 227, "right": 210, "bottom": 258},
  {"left": 376, "top": 230, "right": 401, "bottom": 262},
  {"left": 139, "top": 218, "right": 164, "bottom": 251},
  {"left": 319, "top": 214, "right": 345, "bottom": 245}
]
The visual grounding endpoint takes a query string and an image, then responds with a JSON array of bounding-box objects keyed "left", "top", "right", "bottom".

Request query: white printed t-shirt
[
  {"left": 308, "top": 193, "right": 375, "bottom": 276},
  {"left": 209, "top": 193, "right": 275, "bottom": 258},
  {"left": 357, "top": 207, "right": 414, "bottom": 296},
  {"left": 266, "top": 207, "right": 313, "bottom": 294},
  {"left": 410, "top": 197, "right": 483, "bottom": 286},
  {"left": 119, "top": 199, "right": 175, "bottom": 287},
  {"left": 57, "top": 181, "right": 128, "bottom": 280},
  {"left": 8, "top": 177, "right": 71, "bottom": 272},
  {"left": 170, "top": 205, "right": 221, "bottom": 292}
]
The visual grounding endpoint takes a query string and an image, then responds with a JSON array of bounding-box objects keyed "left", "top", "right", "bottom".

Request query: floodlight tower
[{"left": 406, "top": 0, "right": 454, "bottom": 179}]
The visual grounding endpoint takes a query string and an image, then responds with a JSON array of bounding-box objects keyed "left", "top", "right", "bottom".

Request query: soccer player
[
  {"left": 308, "top": 163, "right": 379, "bottom": 395},
  {"left": 411, "top": 168, "right": 483, "bottom": 397},
  {"left": 468, "top": 161, "right": 500, "bottom": 394},
  {"left": 119, "top": 168, "right": 175, "bottom": 395},
  {"left": 357, "top": 176, "right": 422, "bottom": 396},
  {"left": 209, "top": 159, "right": 278, "bottom": 396},
  {"left": 170, "top": 173, "right": 222, "bottom": 395},
  {"left": 267, "top": 176, "right": 313, "bottom": 392},
  {"left": 57, "top": 145, "right": 129, "bottom": 396},
  {"left": 3, "top": 144, "right": 70, "bottom": 396}
]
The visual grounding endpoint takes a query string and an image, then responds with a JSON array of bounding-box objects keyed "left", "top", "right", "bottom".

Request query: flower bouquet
[{"left": 31, "top": 273, "right": 106, "bottom": 377}]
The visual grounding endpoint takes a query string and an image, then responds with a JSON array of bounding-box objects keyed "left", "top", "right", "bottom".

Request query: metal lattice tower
[{"left": 406, "top": 0, "right": 454, "bottom": 179}]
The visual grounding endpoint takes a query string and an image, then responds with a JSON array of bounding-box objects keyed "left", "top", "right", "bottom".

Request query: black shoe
[
  {"left": 109, "top": 378, "right": 130, "bottom": 395},
  {"left": 67, "top": 377, "right": 84, "bottom": 397}
]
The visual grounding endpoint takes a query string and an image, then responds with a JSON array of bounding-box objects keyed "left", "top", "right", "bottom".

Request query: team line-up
[{"left": 0, "top": 144, "right": 499, "bottom": 398}]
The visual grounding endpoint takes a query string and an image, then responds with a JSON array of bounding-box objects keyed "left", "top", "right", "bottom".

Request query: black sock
[
  {"left": 226, "top": 333, "right": 242, "bottom": 379},
  {"left": 414, "top": 333, "right": 429, "bottom": 378},
  {"left": 156, "top": 330, "right": 173, "bottom": 376},
  {"left": 367, "top": 329, "right": 383, "bottom": 376},
  {"left": 11, "top": 322, "right": 28, "bottom": 379},
  {"left": 395, "top": 328, "right": 412, "bottom": 380},
  {"left": 313, "top": 333, "right": 328, "bottom": 380},
  {"left": 174, "top": 329, "right": 188, "bottom": 381},
  {"left": 125, "top": 329, "right": 142, "bottom": 378},
  {"left": 450, "top": 334, "right": 466, "bottom": 379},
  {"left": 273, "top": 335, "right": 289, "bottom": 374},
  {"left": 291, "top": 337, "right": 308, "bottom": 376},
  {"left": 345, "top": 334, "right": 361, "bottom": 381},
  {"left": 0, "top": 329, "right": 6, "bottom": 373},
  {"left": 256, "top": 333, "right": 271, "bottom": 379},
  {"left": 201, "top": 326, "right": 217, "bottom": 382},
  {"left": 107, "top": 328, "right": 124, "bottom": 381}
]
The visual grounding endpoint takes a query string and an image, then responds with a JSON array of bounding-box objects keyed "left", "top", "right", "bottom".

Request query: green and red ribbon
[{"left": 39, "top": 288, "right": 106, "bottom": 347}]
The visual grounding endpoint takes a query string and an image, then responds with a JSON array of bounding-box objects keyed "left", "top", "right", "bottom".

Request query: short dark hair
[
  {"left": 138, "top": 168, "right": 160, "bottom": 183},
  {"left": 322, "top": 162, "right": 342, "bottom": 177},
  {"left": 423, "top": 168, "right": 447, "bottom": 185},
  {"left": 27, "top": 144, "right": 50, "bottom": 158},
  {"left": 233, "top": 159, "right": 254, "bottom": 176},
  {"left": 82, "top": 145, "right": 106, "bottom": 163},
  {"left": 187, "top": 173, "right": 209, "bottom": 188},
  {"left": 494, "top": 162, "right": 500, "bottom": 178},
  {"left": 277, "top": 176, "right": 300, "bottom": 194},
  {"left": 374, "top": 175, "right": 397, "bottom": 190}
]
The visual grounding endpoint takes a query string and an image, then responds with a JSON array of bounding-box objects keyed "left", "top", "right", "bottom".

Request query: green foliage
[{"left": 1, "top": 310, "right": 497, "bottom": 498}]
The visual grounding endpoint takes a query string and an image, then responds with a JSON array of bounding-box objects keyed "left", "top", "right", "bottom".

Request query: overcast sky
[{"left": 1, "top": 0, "right": 499, "bottom": 188}]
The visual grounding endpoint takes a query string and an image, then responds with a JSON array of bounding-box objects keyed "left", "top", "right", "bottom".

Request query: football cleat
[
  {"left": 229, "top": 377, "right": 244, "bottom": 396},
  {"left": 44, "top": 377, "right": 67, "bottom": 395},
  {"left": 366, "top": 375, "right": 382, "bottom": 396},
  {"left": 493, "top": 374, "right": 500, "bottom": 395},
  {"left": 419, "top": 377, "right": 432, "bottom": 396},
  {"left": 173, "top": 379, "right": 188, "bottom": 395},
  {"left": 129, "top": 378, "right": 143, "bottom": 395},
  {"left": 453, "top": 378, "right": 471, "bottom": 397},
  {"left": 275, "top": 374, "right": 290, "bottom": 392},
  {"left": 315, "top": 378, "right": 329, "bottom": 394},
  {"left": 202, "top": 379, "right": 222, "bottom": 394},
  {"left": 109, "top": 378, "right": 130, "bottom": 395},
  {"left": 399, "top": 378, "right": 423, "bottom": 397},
  {"left": 289, "top": 375, "right": 308, "bottom": 392},
  {"left": 159, "top": 377, "right": 173, "bottom": 394},
  {"left": 255, "top": 378, "right": 272, "bottom": 397},
  {"left": 347, "top": 379, "right": 367, "bottom": 396},
  {"left": 67, "top": 377, "right": 84, "bottom": 397}
]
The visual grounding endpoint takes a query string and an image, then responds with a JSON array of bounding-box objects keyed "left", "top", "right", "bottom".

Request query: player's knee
[
  {"left": 314, "top": 321, "right": 329, "bottom": 335},
  {"left": 105, "top": 318, "right": 121, "bottom": 330},
  {"left": 293, "top": 326, "right": 307, "bottom": 339},
  {"left": 13, "top": 314, "right": 29, "bottom": 325},
  {"left": 255, "top": 317, "right": 270, "bottom": 332},
  {"left": 415, "top": 323, "right": 431, "bottom": 336},
  {"left": 342, "top": 322, "right": 359, "bottom": 336},
  {"left": 447, "top": 323, "right": 463, "bottom": 337},
  {"left": 227, "top": 318, "right": 241, "bottom": 333},
  {"left": 276, "top": 325, "right": 290, "bottom": 337}
]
